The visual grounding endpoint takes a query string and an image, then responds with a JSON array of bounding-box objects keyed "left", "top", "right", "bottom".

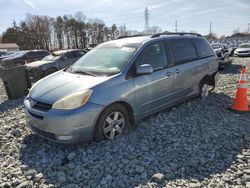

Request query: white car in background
[{"left": 234, "top": 43, "right": 250, "bottom": 57}]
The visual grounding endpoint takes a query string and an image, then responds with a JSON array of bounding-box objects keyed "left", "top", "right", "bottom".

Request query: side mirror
[{"left": 136, "top": 64, "right": 153, "bottom": 75}]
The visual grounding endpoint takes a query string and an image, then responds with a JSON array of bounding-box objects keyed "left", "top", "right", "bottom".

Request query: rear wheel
[
  {"left": 94, "top": 104, "right": 129, "bottom": 141},
  {"left": 199, "top": 80, "right": 212, "bottom": 100}
]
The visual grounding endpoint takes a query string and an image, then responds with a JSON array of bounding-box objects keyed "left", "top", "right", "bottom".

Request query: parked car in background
[
  {"left": 211, "top": 44, "right": 230, "bottom": 68},
  {"left": 24, "top": 33, "right": 219, "bottom": 144},
  {"left": 211, "top": 44, "right": 229, "bottom": 61},
  {"left": 234, "top": 43, "right": 250, "bottom": 57},
  {"left": 0, "top": 50, "right": 49, "bottom": 68},
  {"left": 228, "top": 44, "right": 238, "bottom": 56},
  {"left": 0, "top": 49, "right": 7, "bottom": 57},
  {"left": 26, "top": 49, "right": 87, "bottom": 80},
  {"left": 0, "top": 51, "right": 20, "bottom": 62}
]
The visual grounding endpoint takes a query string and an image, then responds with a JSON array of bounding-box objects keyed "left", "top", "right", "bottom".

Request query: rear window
[
  {"left": 169, "top": 39, "right": 197, "bottom": 65},
  {"left": 193, "top": 39, "right": 214, "bottom": 58}
]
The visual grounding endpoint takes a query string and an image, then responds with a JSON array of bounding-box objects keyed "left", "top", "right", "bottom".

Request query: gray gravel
[{"left": 1, "top": 58, "right": 250, "bottom": 188}]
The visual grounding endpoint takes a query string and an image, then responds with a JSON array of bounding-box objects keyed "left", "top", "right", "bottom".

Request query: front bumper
[{"left": 24, "top": 98, "right": 105, "bottom": 143}]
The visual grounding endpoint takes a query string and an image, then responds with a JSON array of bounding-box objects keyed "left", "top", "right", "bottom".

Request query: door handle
[{"left": 174, "top": 69, "right": 180, "bottom": 74}]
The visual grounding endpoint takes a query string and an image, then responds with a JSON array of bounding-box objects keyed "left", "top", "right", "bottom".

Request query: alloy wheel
[{"left": 103, "top": 111, "right": 125, "bottom": 140}]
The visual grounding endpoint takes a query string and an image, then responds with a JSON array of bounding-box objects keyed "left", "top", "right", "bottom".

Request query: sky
[{"left": 0, "top": 0, "right": 250, "bottom": 37}]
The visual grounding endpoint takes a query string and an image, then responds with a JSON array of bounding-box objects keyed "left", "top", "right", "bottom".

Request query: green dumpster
[{"left": 0, "top": 65, "right": 31, "bottom": 99}]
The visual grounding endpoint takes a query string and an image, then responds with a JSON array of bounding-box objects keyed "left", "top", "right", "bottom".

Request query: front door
[{"left": 133, "top": 41, "right": 174, "bottom": 117}]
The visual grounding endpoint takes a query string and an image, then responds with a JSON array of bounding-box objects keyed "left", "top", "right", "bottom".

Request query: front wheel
[{"left": 94, "top": 104, "right": 129, "bottom": 141}]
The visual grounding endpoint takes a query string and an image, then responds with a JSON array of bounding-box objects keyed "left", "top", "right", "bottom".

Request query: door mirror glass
[{"left": 136, "top": 64, "right": 153, "bottom": 75}]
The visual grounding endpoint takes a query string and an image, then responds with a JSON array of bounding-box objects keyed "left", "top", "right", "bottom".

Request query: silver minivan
[{"left": 24, "top": 33, "right": 219, "bottom": 144}]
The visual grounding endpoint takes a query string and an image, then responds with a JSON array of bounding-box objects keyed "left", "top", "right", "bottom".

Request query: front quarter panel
[{"left": 89, "top": 74, "right": 136, "bottom": 115}]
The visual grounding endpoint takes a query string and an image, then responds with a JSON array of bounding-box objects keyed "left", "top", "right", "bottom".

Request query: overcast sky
[{"left": 0, "top": 0, "right": 250, "bottom": 36}]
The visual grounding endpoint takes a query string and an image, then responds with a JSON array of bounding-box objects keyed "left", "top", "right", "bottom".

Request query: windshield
[
  {"left": 42, "top": 54, "right": 61, "bottom": 61},
  {"left": 71, "top": 42, "right": 139, "bottom": 74},
  {"left": 14, "top": 51, "right": 28, "bottom": 57},
  {"left": 239, "top": 44, "right": 250, "bottom": 48}
]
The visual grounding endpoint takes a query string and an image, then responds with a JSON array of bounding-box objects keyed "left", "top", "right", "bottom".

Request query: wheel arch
[
  {"left": 93, "top": 100, "right": 135, "bottom": 141},
  {"left": 98, "top": 101, "right": 135, "bottom": 124}
]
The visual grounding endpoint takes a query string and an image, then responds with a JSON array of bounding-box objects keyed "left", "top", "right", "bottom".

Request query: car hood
[
  {"left": 236, "top": 48, "right": 250, "bottom": 52},
  {"left": 30, "top": 71, "right": 112, "bottom": 104},
  {"left": 27, "top": 60, "right": 54, "bottom": 68}
]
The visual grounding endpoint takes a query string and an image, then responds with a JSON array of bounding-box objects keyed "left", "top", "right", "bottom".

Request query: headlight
[{"left": 52, "top": 90, "right": 93, "bottom": 110}]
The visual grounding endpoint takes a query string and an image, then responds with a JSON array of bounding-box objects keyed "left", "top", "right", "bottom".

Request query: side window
[
  {"left": 65, "top": 52, "right": 75, "bottom": 59},
  {"left": 75, "top": 51, "right": 85, "bottom": 57},
  {"left": 192, "top": 38, "right": 214, "bottom": 59},
  {"left": 39, "top": 51, "right": 48, "bottom": 57},
  {"left": 135, "top": 42, "right": 168, "bottom": 71},
  {"left": 25, "top": 52, "right": 35, "bottom": 58},
  {"left": 169, "top": 39, "right": 197, "bottom": 65}
]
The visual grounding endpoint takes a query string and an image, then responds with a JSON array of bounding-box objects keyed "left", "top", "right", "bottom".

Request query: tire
[
  {"left": 45, "top": 68, "right": 58, "bottom": 76},
  {"left": 94, "top": 104, "right": 129, "bottom": 141},
  {"left": 199, "top": 80, "right": 211, "bottom": 100}
]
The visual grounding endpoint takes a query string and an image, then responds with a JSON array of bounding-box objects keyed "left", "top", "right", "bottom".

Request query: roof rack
[
  {"left": 116, "top": 34, "right": 149, "bottom": 40},
  {"left": 151, "top": 32, "right": 202, "bottom": 38}
]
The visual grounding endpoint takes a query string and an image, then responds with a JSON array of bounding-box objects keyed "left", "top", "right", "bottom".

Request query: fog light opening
[{"left": 55, "top": 135, "right": 76, "bottom": 141}]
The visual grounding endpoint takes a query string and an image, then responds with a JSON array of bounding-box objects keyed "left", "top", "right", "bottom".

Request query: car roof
[
  {"left": 113, "top": 33, "right": 204, "bottom": 46},
  {"left": 52, "top": 49, "right": 84, "bottom": 55}
]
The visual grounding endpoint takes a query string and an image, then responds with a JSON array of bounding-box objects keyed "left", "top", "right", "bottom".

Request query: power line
[{"left": 209, "top": 21, "right": 212, "bottom": 34}]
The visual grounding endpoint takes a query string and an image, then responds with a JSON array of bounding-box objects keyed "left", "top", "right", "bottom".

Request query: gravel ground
[{"left": 1, "top": 58, "right": 250, "bottom": 188}]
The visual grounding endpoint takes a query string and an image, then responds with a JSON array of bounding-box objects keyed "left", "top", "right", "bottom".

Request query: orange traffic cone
[{"left": 230, "top": 65, "right": 249, "bottom": 112}]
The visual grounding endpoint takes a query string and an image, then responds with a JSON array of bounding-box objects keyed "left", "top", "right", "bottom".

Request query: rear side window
[
  {"left": 65, "top": 52, "right": 75, "bottom": 59},
  {"left": 169, "top": 39, "right": 197, "bottom": 65},
  {"left": 26, "top": 52, "right": 36, "bottom": 58},
  {"left": 135, "top": 41, "right": 168, "bottom": 71},
  {"left": 192, "top": 38, "right": 214, "bottom": 58},
  {"left": 75, "top": 51, "right": 85, "bottom": 57}
]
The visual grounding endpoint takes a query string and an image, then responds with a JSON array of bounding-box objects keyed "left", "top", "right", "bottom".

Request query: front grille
[
  {"left": 239, "top": 51, "right": 250, "bottom": 53},
  {"left": 32, "top": 99, "right": 52, "bottom": 112},
  {"left": 28, "top": 111, "right": 44, "bottom": 120},
  {"left": 30, "top": 125, "right": 56, "bottom": 140}
]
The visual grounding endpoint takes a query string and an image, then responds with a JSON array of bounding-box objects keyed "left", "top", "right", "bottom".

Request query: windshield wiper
[{"left": 72, "top": 70, "right": 97, "bottom": 77}]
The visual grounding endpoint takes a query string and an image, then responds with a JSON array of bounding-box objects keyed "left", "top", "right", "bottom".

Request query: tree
[
  {"left": 148, "top": 26, "right": 162, "bottom": 34},
  {"left": 110, "top": 24, "right": 118, "bottom": 39},
  {"left": 54, "top": 16, "right": 64, "bottom": 49}
]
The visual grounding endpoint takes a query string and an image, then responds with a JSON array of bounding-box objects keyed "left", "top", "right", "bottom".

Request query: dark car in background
[
  {"left": 0, "top": 50, "right": 49, "bottom": 68},
  {"left": 26, "top": 49, "right": 87, "bottom": 80}
]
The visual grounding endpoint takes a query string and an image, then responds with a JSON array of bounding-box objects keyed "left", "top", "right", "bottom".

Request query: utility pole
[
  {"left": 175, "top": 20, "right": 178, "bottom": 32},
  {"left": 144, "top": 7, "right": 149, "bottom": 32},
  {"left": 248, "top": 23, "right": 250, "bottom": 33},
  {"left": 209, "top": 21, "right": 212, "bottom": 35}
]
